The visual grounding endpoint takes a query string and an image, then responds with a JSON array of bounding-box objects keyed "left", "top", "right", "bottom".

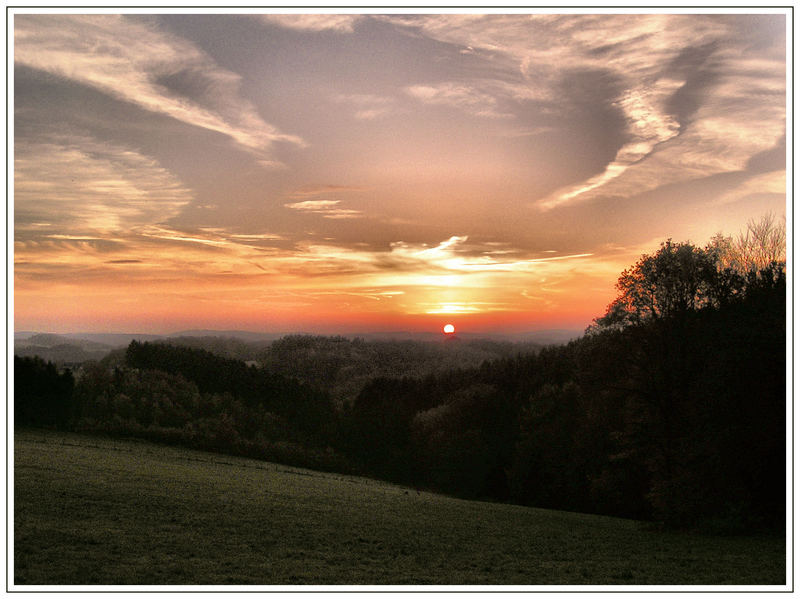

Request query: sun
[{"left": 443, "top": 323, "right": 455, "bottom": 334}]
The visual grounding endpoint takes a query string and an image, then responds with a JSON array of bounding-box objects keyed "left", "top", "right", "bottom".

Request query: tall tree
[
  {"left": 14, "top": 356, "right": 74, "bottom": 427},
  {"left": 587, "top": 233, "right": 785, "bottom": 527},
  {"left": 592, "top": 240, "right": 719, "bottom": 330},
  {"left": 708, "top": 212, "right": 786, "bottom": 274}
]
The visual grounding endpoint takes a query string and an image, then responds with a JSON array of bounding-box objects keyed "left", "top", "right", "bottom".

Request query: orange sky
[{"left": 13, "top": 11, "right": 788, "bottom": 335}]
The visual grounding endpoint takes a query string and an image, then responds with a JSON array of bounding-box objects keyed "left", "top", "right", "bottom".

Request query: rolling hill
[{"left": 14, "top": 428, "right": 785, "bottom": 587}]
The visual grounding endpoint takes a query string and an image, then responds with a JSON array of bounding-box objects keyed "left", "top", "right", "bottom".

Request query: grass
[{"left": 14, "top": 428, "right": 786, "bottom": 586}]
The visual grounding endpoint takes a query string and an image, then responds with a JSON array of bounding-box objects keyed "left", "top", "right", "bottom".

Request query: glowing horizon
[{"left": 13, "top": 11, "right": 787, "bottom": 335}]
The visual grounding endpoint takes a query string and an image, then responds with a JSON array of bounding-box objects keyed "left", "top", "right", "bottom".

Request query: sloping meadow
[{"left": 14, "top": 429, "right": 785, "bottom": 587}]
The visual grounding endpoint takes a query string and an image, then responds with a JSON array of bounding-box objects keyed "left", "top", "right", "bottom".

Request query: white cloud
[
  {"left": 15, "top": 134, "right": 193, "bottom": 236},
  {"left": 290, "top": 235, "right": 594, "bottom": 280},
  {"left": 14, "top": 15, "right": 304, "bottom": 164},
  {"left": 288, "top": 184, "right": 368, "bottom": 198},
  {"left": 285, "top": 199, "right": 363, "bottom": 220},
  {"left": 258, "top": 14, "right": 362, "bottom": 33},
  {"left": 713, "top": 172, "right": 786, "bottom": 206},
  {"left": 335, "top": 93, "right": 397, "bottom": 120},
  {"left": 406, "top": 82, "right": 514, "bottom": 119},
  {"left": 386, "top": 14, "right": 785, "bottom": 209},
  {"left": 285, "top": 200, "right": 341, "bottom": 210}
]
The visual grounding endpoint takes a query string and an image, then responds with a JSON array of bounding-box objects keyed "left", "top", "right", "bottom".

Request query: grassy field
[{"left": 14, "top": 428, "right": 786, "bottom": 586}]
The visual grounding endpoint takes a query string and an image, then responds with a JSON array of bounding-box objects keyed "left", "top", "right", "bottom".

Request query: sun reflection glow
[{"left": 426, "top": 303, "right": 481, "bottom": 314}]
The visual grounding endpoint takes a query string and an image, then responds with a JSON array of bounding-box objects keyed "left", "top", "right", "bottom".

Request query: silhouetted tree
[
  {"left": 712, "top": 212, "right": 786, "bottom": 273},
  {"left": 586, "top": 234, "right": 786, "bottom": 528},
  {"left": 14, "top": 356, "right": 73, "bottom": 428},
  {"left": 16, "top": 224, "right": 783, "bottom": 530},
  {"left": 592, "top": 240, "right": 720, "bottom": 331}
]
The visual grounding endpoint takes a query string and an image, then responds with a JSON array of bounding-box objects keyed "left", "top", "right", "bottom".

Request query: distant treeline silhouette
[{"left": 15, "top": 221, "right": 786, "bottom": 531}]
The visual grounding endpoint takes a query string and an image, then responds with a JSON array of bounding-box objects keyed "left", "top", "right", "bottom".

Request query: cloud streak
[
  {"left": 15, "top": 134, "right": 193, "bottom": 238},
  {"left": 406, "top": 82, "right": 514, "bottom": 119},
  {"left": 335, "top": 93, "right": 398, "bottom": 120},
  {"left": 14, "top": 14, "right": 304, "bottom": 165},
  {"left": 386, "top": 14, "right": 785, "bottom": 209},
  {"left": 285, "top": 200, "right": 363, "bottom": 220},
  {"left": 13, "top": 12, "right": 786, "bottom": 333},
  {"left": 258, "top": 14, "right": 363, "bottom": 33}
]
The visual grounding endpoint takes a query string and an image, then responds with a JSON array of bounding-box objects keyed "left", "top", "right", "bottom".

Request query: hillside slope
[{"left": 13, "top": 429, "right": 785, "bottom": 586}]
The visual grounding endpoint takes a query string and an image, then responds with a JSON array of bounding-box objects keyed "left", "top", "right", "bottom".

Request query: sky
[{"left": 12, "top": 10, "right": 788, "bottom": 335}]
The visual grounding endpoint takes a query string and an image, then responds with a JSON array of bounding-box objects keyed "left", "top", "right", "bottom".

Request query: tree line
[{"left": 15, "top": 216, "right": 786, "bottom": 532}]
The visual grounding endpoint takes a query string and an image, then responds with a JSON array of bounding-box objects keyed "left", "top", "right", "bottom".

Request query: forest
[{"left": 14, "top": 219, "right": 787, "bottom": 533}]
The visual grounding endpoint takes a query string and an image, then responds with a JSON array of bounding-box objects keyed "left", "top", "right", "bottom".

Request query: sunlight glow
[
  {"left": 12, "top": 13, "right": 787, "bottom": 335},
  {"left": 426, "top": 304, "right": 482, "bottom": 314}
]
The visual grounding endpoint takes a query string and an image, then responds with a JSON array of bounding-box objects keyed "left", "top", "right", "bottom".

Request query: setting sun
[
  {"left": 10, "top": 10, "right": 788, "bottom": 585},
  {"left": 11, "top": 12, "right": 786, "bottom": 339}
]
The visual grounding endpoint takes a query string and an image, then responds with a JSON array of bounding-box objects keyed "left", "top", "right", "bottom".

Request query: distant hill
[
  {"left": 168, "top": 330, "right": 287, "bottom": 343},
  {"left": 352, "top": 329, "right": 582, "bottom": 344},
  {"left": 14, "top": 328, "right": 583, "bottom": 347},
  {"left": 255, "top": 334, "right": 545, "bottom": 404},
  {"left": 12, "top": 328, "right": 582, "bottom": 367},
  {"left": 15, "top": 332, "right": 163, "bottom": 348},
  {"left": 61, "top": 333, "right": 164, "bottom": 347},
  {"left": 16, "top": 333, "right": 112, "bottom": 351},
  {"left": 14, "top": 333, "right": 116, "bottom": 365},
  {"left": 500, "top": 329, "right": 583, "bottom": 345}
]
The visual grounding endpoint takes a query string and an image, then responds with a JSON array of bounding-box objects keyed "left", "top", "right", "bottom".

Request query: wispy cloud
[
  {"left": 14, "top": 15, "right": 304, "bottom": 165},
  {"left": 15, "top": 220, "right": 291, "bottom": 289},
  {"left": 284, "top": 184, "right": 366, "bottom": 219},
  {"left": 13, "top": 131, "right": 293, "bottom": 288},
  {"left": 13, "top": 12, "right": 785, "bottom": 333},
  {"left": 273, "top": 235, "right": 595, "bottom": 280},
  {"left": 386, "top": 14, "right": 785, "bottom": 209},
  {"left": 258, "top": 14, "right": 363, "bottom": 33},
  {"left": 304, "top": 288, "right": 405, "bottom": 302},
  {"left": 15, "top": 134, "right": 193, "bottom": 238},
  {"left": 285, "top": 200, "right": 341, "bottom": 211},
  {"left": 288, "top": 184, "right": 368, "bottom": 198},
  {"left": 136, "top": 225, "right": 232, "bottom": 248},
  {"left": 422, "top": 302, "right": 493, "bottom": 314},
  {"left": 406, "top": 82, "right": 514, "bottom": 119},
  {"left": 254, "top": 234, "right": 619, "bottom": 317},
  {"left": 334, "top": 93, "right": 398, "bottom": 120},
  {"left": 712, "top": 172, "right": 785, "bottom": 206},
  {"left": 14, "top": 209, "right": 624, "bottom": 325},
  {"left": 131, "top": 225, "right": 287, "bottom": 256},
  {"left": 285, "top": 200, "right": 363, "bottom": 220}
]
